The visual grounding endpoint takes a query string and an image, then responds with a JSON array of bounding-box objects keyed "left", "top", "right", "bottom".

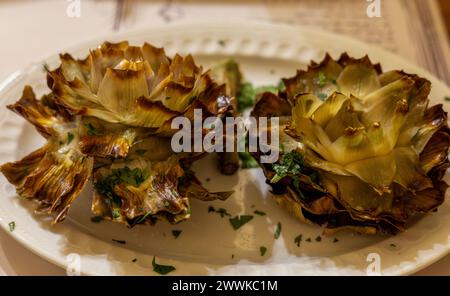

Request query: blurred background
[{"left": 0, "top": 0, "right": 449, "bottom": 275}]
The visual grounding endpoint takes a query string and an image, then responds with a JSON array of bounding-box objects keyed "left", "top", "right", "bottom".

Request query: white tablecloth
[{"left": 0, "top": 0, "right": 449, "bottom": 275}]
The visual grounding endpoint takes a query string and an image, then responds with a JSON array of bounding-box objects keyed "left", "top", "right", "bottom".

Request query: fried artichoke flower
[
  {"left": 47, "top": 41, "right": 231, "bottom": 134},
  {"left": 1, "top": 41, "right": 234, "bottom": 225},
  {"left": 252, "top": 53, "right": 450, "bottom": 234}
]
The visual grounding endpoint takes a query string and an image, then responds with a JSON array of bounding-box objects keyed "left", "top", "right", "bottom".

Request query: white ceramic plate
[{"left": 0, "top": 21, "right": 449, "bottom": 276}]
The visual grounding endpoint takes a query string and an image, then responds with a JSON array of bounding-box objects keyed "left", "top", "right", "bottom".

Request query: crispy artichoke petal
[
  {"left": 7, "top": 86, "right": 59, "bottom": 138},
  {"left": 1, "top": 142, "right": 93, "bottom": 223}
]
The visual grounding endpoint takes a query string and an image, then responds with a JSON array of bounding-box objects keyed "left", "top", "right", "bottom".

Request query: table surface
[{"left": 1, "top": 0, "right": 450, "bottom": 276}]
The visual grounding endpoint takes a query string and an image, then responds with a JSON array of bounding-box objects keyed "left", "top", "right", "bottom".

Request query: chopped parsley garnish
[
  {"left": 237, "top": 82, "right": 257, "bottom": 112},
  {"left": 152, "top": 257, "right": 176, "bottom": 275},
  {"left": 236, "top": 81, "right": 285, "bottom": 112},
  {"left": 172, "top": 230, "right": 182, "bottom": 239},
  {"left": 260, "top": 246, "right": 267, "bottom": 256},
  {"left": 8, "top": 221, "right": 15, "bottom": 232},
  {"left": 389, "top": 243, "right": 397, "bottom": 248},
  {"left": 254, "top": 210, "right": 266, "bottom": 216},
  {"left": 85, "top": 123, "right": 102, "bottom": 136},
  {"left": 67, "top": 132, "right": 74, "bottom": 145},
  {"left": 271, "top": 151, "right": 304, "bottom": 183},
  {"left": 111, "top": 208, "right": 121, "bottom": 219},
  {"left": 318, "top": 72, "right": 327, "bottom": 87},
  {"left": 331, "top": 79, "right": 337, "bottom": 85},
  {"left": 218, "top": 40, "right": 226, "bottom": 47},
  {"left": 315, "top": 235, "right": 322, "bottom": 242},
  {"left": 333, "top": 238, "right": 339, "bottom": 243},
  {"left": 94, "top": 166, "right": 149, "bottom": 204},
  {"left": 317, "top": 93, "right": 328, "bottom": 101},
  {"left": 231, "top": 254, "right": 235, "bottom": 259},
  {"left": 135, "top": 149, "right": 147, "bottom": 156},
  {"left": 305, "top": 238, "right": 312, "bottom": 242},
  {"left": 274, "top": 222, "right": 282, "bottom": 239},
  {"left": 132, "top": 258, "right": 137, "bottom": 263},
  {"left": 239, "top": 152, "right": 259, "bottom": 169},
  {"left": 217, "top": 208, "right": 232, "bottom": 218},
  {"left": 208, "top": 206, "right": 232, "bottom": 217},
  {"left": 90, "top": 216, "right": 103, "bottom": 223},
  {"left": 294, "top": 234, "right": 302, "bottom": 247},
  {"left": 112, "top": 239, "right": 126, "bottom": 245},
  {"left": 445, "top": 96, "right": 450, "bottom": 101},
  {"left": 136, "top": 211, "right": 153, "bottom": 224},
  {"left": 42, "top": 63, "right": 50, "bottom": 72},
  {"left": 229, "top": 215, "right": 254, "bottom": 230}
]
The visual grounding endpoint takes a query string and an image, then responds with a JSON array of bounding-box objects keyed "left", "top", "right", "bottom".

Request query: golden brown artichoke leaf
[{"left": 1, "top": 87, "right": 94, "bottom": 223}]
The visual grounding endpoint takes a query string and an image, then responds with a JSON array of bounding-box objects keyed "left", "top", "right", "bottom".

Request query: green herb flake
[
  {"left": 318, "top": 72, "right": 327, "bottom": 87},
  {"left": 294, "top": 234, "right": 302, "bottom": 247},
  {"left": 217, "top": 208, "right": 231, "bottom": 218},
  {"left": 315, "top": 235, "right": 322, "bottom": 242},
  {"left": 271, "top": 151, "right": 304, "bottom": 183},
  {"left": 42, "top": 63, "right": 50, "bottom": 72},
  {"left": 274, "top": 222, "right": 282, "bottom": 239},
  {"left": 132, "top": 258, "right": 137, "bottom": 263},
  {"left": 229, "top": 215, "right": 254, "bottom": 230},
  {"left": 8, "top": 221, "right": 15, "bottom": 232},
  {"left": 94, "top": 166, "right": 149, "bottom": 202},
  {"left": 112, "top": 239, "right": 126, "bottom": 245},
  {"left": 389, "top": 243, "right": 397, "bottom": 248},
  {"left": 90, "top": 216, "right": 103, "bottom": 223},
  {"left": 111, "top": 208, "right": 121, "bottom": 219},
  {"left": 152, "top": 257, "right": 176, "bottom": 275},
  {"left": 318, "top": 93, "right": 328, "bottom": 101},
  {"left": 254, "top": 210, "right": 266, "bottom": 216},
  {"left": 333, "top": 238, "right": 339, "bottom": 243},
  {"left": 135, "top": 149, "right": 147, "bottom": 156},
  {"left": 208, "top": 206, "right": 216, "bottom": 213},
  {"left": 239, "top": 152, "right": 259, "bottom": 169},
  {"left": 260, "top": 246, "right": 267, "bottom": 256},
  {"left": 218, "top": 40, "right": 226, "bottom": 47},
  {"left": 84, "top": 123, "right": 102, "bottom": 136},
  {"left": 136, "top": 211, "right": 153, "bottom": 224},
  {"left": 206, "top": 178, "right": 211, "bottom": 182},
  {"left": 237, "top": 82, "right": 256, "bottom": 112},
  {"left": 445, "top": 96, "right": 450, "bottom": 101},
  {"left": 305, "top": 238, "right": 312, "bottom": 242},
  {"left": 67, "top": 132, "right": 74, "bottom": 145},
  {"left": 331, "top": 79, "right": 337, "bottom": 85},
  {"left": 172, "top": 230, "right": 182, "bottom": 239},
  {"left": 231, "top": 254, "right": 235, "bottom": 259}
]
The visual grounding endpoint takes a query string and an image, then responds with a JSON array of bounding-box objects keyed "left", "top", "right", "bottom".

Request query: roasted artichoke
[
  {"left": 1, "top": 41, "right": 233, "bottom": 225},
  {"left": 252, "top": 53, "right": 450, "bottom": 234}
]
